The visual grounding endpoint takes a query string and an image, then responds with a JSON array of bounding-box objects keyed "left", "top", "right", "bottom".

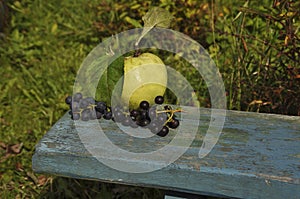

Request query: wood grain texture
[{"left": 32, "top": 108, "right": 300, "bottom": 199}]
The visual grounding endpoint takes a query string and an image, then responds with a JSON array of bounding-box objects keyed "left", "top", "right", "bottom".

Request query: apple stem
[{"left": 133, "top": 49, "right": 141, "bottom": 57}]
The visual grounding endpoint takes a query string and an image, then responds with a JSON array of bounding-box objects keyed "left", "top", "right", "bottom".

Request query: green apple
[{"left": 121, "top": 53, "right": 167, "bottom": 109}]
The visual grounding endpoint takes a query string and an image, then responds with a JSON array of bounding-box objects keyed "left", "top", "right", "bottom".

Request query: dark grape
[
  {"left": 70, "top": 101, "right": 80, "bottom": 112},
  {"left": 65, "top": 96, "right": 72, "bottom": 105},
  {"left": 89, "top": 111, "right": 97, "bottom": 120},
  {"left": 121, "top": 116, "right": 131, "bottom": 126},
  {"left": 113, "top": 110, "right": 125, "bottom": 122},
  {"left": 96, "top": 111, "right": 102, "bottom": 119},
  {"left": 156, "top": 113, "right": 167, "bottom": 124},
  {"left": 164, "top": 105, "right": 171, "bottom": 110},
  {"left": 85, "top": 97, "right": 95, "bottom": 105},
  {"left": 79, "top": 99, "right": 90, "bottom": 109},
  {"left": 139, "top": 100, "right": 150, "bottom": 110},
  {"left": 81, "top": 109, "right": 90, "bottom": 121},
  {"left": 157, "top": 126, "right": 169, "bottom": 137},
  {"left": 137, "top": 119, "right": 150, "bottom": 127},
  {"left": 168, "top": 119, "right": 180, "bottom": 129},
  {"left": 72, "top": 113, "right": 80, "bottom": 120},
  {"left": 73, "top": 92, "right": 83, "bottom": 102},
  {"left": 139, "top": 110, "right": 149, "bottom": 120},
  {"left": 155, "top": 96, "right": 164, "bottom": 104},
  {"left": 103, "top": 111, "right": 113, "bottom": 120},
  {"left": 130, "top": 109, "right": 139, "bottom": 118},
  {"left": 96, "top": 101, "right": 107, "bottom": 113},
  {"left": 149, "top": 121, "right": 162, "bottom": 134},
  {"left": 150, "top": 126, "right": 161, "bottom": 134},
  {"left": 112, "top": 105, "right": 122, "bottom": 112},
  {"left": 148, "top": 106, "right": 157, "bottom": 120}
]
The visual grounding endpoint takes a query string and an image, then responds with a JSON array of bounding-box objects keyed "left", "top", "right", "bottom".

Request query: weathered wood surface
[{"left": 32, "top": 108, "right": 300, "bottom": 199}]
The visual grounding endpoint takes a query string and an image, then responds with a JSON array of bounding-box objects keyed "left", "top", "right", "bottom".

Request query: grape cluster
[
  {"left": 65, "top": 93, "right": 180, "bottom": 137},
  {"left": 65, "top": 92, "right": 112, "bottom": 121}
]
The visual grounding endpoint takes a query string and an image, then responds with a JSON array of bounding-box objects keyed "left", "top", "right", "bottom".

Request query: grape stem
[
  {"left": 73, "top": 104, "right": 97, "bottom": 115},
  {"left": 156, "top": 109, "right": 183, "bottom": 114},
  {"left": 156, "top": 108, "right": 183, "bottom": 126}
]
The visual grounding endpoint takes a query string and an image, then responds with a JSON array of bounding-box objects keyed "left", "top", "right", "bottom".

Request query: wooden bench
[{"left": 32, "top": 107, "right": 300, "bottom": 199}]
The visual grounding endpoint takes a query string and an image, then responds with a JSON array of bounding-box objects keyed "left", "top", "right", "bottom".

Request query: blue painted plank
[
  {"left": 32, "top": 107, "right": 300, "bottom": 199},
  {"left": 164, "top": 196, "right": 184, "bottom": 199}
]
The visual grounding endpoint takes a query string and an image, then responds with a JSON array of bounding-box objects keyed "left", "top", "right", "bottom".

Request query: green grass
[{"left": 0, "top": 0, "right": 299, "bottom": 198}]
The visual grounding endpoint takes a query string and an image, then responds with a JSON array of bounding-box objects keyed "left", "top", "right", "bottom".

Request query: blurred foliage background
[{"left": 0, "top": 0, "right": 299, "bottom": 198}]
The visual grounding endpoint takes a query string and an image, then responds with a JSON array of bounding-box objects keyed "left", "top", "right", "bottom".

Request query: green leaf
[
  {"left": 143, "top": 7, "right": 173, "bottom": 28},
  {"left": 78, "top": 35, "right": 124, "bottom": 104},
  {"left": 96, "top": 56, "right": 124, "bottom": 104},
  {"left": 135, "top": 7, "right": 173, "bottom": 46}
]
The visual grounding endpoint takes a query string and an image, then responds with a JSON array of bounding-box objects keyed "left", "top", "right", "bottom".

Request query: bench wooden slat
[{"left": 32, "top": 108, "right": 300, "bottom": 199}]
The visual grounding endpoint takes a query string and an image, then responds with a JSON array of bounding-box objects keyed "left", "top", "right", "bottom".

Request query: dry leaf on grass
[{"left": 0, "top": 142, "right": 24, "bottom": 162}]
